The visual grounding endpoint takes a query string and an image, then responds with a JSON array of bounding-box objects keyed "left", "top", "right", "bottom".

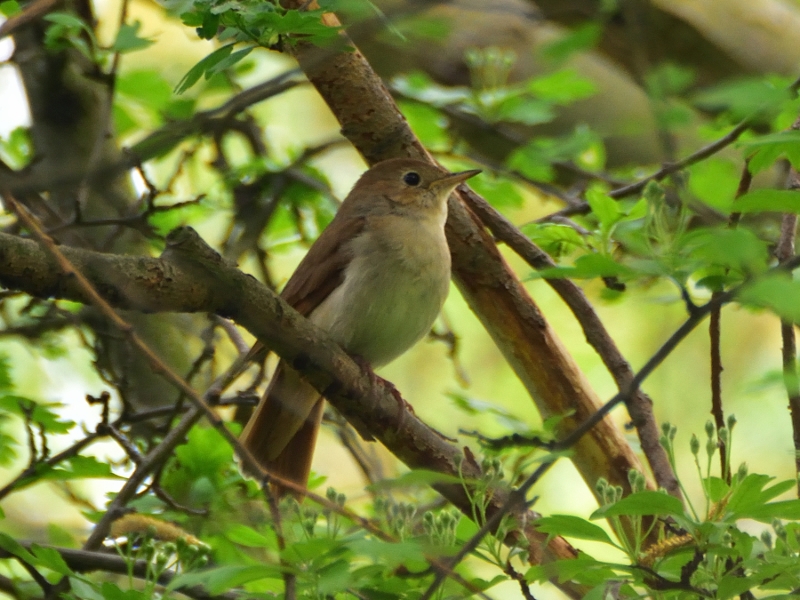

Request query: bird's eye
[{"left": 403, "top": 171, "right": 421, "bottom": 186}]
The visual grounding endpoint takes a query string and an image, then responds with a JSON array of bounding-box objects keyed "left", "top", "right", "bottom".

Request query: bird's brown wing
[
  {"left": 281, "top": 211, "right": 365, "bottom": 316},
  {"left": 240, "top": 212, "right": 364, "bottom": 365},
  {"left": 241, "top": 211, "right": 366, "bottom": 493}
]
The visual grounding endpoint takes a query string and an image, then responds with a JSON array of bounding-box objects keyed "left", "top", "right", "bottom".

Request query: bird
[{"left": 240, "top": 157, "right": 480, "bottom": 492}]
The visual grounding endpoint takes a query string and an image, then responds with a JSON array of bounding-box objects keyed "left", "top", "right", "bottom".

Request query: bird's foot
[{"left": 351, "top": 355, "right": 412, "bottom": 430}]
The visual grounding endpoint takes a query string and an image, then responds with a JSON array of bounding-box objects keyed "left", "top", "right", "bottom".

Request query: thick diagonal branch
[
  {"left": 0, "top": 228, "right": 582, "bottom": 594},
  {"left": 284, "top": 10, "right": 650, "bottom": 506}
]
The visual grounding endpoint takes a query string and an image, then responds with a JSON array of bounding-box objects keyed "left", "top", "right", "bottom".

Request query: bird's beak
[{"left": 436, "top": 169, "right": 482, "bottom": 188}]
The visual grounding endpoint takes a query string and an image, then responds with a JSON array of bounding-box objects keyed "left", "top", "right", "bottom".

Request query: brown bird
[{"left": 241, "top": 158, "right": 480, "bottom": 491}]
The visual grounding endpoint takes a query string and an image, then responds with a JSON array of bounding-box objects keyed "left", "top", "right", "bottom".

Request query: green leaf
[
  {"left": 391, "top": 72, "right": 470, "bottom": 107},
  {"left": 725, "top": 473, "right": 776, "bottom": 515},
  {"left": 111, "top": 21, "right": 154, "bottom": 52},
  {"left": 205, "top": 46, "right": 253, "bottom": 79},
  {"left": 69, "top": 577, "right": 104, "bottom": 600},
  {"left": 525, "top": 555, "right": 609, "bottom": 584},
  {"left": 507, "top": 128, "right": 598, "bottom": 183},
  {"left": 347, "top": 538, "right": 427, "bottom": 570},
  {"left": 693, "top": 77, "right": 789, "bottom": 121},
  {"left": 0, "top": 354, "right": 12, "bottom": 392},
  {"left": 645, "top": 62, "right": 696, "bottom": 99},
  {"left": 169, "top": 565, "right": 282, "bottom": 595},
  {"left": 0, "top": 127, "right": 33, "bottom": 170},
  {"left": 0, "top": 533, "right": 37, "bottom": 565},
  {"left": 521, "top": 223, "right": 588, "bottom": 258},
  {"left": 535, "top": 515, "right": 614, "bottom": 544},
  {"left": 738, "top": 500, "right": 800, "bottom": 522},
  {"left": 493, "top": 95, "right": 554, "bottom": 126},
  {"left": 540, "top": 22, "right": 601, "bottom": 63},
  {"left": 718, "top": 573, "right": 757, "bottom": 599},
  {"left": 527, "top": 69, "right": 596, "bottom": 104},
  {"left": 18, "top": 456, "right": 119, "bottom": 488},
  {"left": 705, "top": 476, "right": 730, "bottom": 503},
  {"left": 368, "top": 469, "right": 463, "bottom": 490},
  {"left": 734, "top": 189, "right": 800, "bottom": 213},
  {"left": 591, "top": 491, "right": 684, "bottom": 519},
  {"left": 317, "top": 558, "right": 353, "bottom": 594},
  {"left": 738, "top": 275, "right": 800, "bottom": 323},
  {"left": 682, "top": 228, "right": 769, "bottom": 274},
  {"left": 175, "top": 44, "right": 235, "bottom": 94},
  {"left": 586, "top": 187, "right": 621, "bottom": 229},
  {"left": 688, "top": 158, "right": 740, "bottom": 212},
  {"left": 0, "top": 395, "right": 73, "bottom": 433},
  {"left": 0, "top": 0, "right": 20, "bottom": 17},
  {"left": 30, "top": 544, "right": 72, "bottom": 575},
  {"left": 100, "top": 582, "right": 150, "bottom": 600},
  {"left": 467, "top": 173, "right": 523, "bottom": 209},
  {"left": 532, "top": 253, "right": 633, "bottom": 280},
  {"left": 740, "top": 129, "right": 800, "bottom": 174},
  {"left": 116, "top": 70, "right": 174, "bottom": 116},
  {"left": 399, "top": 101, "right": 449, "bottom": 151},
  {"left": 224, "top": 524, "right": 274, "bottom": 548},
  {"left": 44, "top": 11, "right": 90, "bottom": 28}
]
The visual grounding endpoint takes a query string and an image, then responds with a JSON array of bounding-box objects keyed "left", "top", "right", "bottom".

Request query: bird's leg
[{"left": 351, "top": 355, "right": 413, "bottom": 429}]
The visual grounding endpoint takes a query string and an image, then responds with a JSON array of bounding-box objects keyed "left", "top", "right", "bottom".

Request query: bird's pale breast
[{"left": 309, "top": 214, "right": 451, "bottom": 366}]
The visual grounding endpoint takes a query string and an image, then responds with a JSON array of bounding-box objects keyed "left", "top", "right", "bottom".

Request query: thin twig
[
  {"left": 460, "top": 187, "right": 679, "bottom": 497},
  {"left": 708, "top": 296, "right": 726, "bottom": 479},
  {"left": 608, "top": 119, "right": 753, "bottom": 200},
  {"left": 777, "top": 211, "right": 800, "bottom": 495}
]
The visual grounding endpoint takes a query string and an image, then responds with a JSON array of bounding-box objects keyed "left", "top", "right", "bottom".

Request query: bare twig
[
  {"left": 0, "top": 0, "right": 60, "bottom": 39},
  {"left": 708, "top": 296, "right": 727, "bottom": 480},
  {"left": 460, "top": 187, "right": 678, "bottom": 497}
]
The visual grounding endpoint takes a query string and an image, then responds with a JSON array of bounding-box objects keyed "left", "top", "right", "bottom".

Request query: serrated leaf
[
  {"left": 737, "top": 500, "right": 800, "bottom": 522},
  {"left": 705, "top": 476, "right": 730, "bottom": 503},
  {"left": 111, "top": 21, "right": 154, "bottom": 52},
  {"left": 0, "top": 396, "right": 73, "bottom": 433},
  {"left": 317, "top": 558, "right": 352, "bottom": 594},
  {"left": 535, "top": 515, "right": 613, "bottom": 544},
  {"left": 30, "top": 544, "right": 72, "bottom": 575},
  {"left": 206, "top": 46, "right": 253, "bottom": 79},
  {"left": 591, "top": 491, "right": 684, "bottom": 519},
  {"left": 175, "top": 44, "right": 234, "bottom": 94},
  {"left": 17, "top": 455, "right": 119, "bottom": 489},
  {"left": 0, "top": 533, "right": 37, "bottom": 564},
  {"left": 725, "top": 473, "right": 775, "bottom": 514}
]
